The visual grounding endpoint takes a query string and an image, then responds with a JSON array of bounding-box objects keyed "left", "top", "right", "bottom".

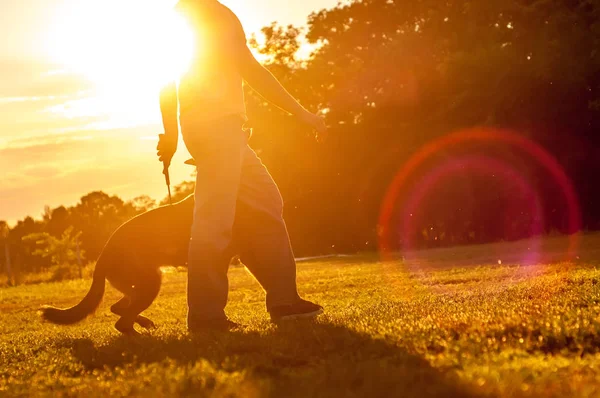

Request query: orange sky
[{"left": 0, "top": 0, "right": 341, "bottom": 225}]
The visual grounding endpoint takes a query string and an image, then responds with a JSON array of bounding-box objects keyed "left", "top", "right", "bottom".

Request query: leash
[
  {"left": 158, "top": 133, "right": 174, "bottom": 206},
  {"left": 163, "top": 161, "right": 173, "bottom": 206}
]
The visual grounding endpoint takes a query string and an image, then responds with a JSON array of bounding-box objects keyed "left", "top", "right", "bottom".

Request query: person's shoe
[
  {"left": 188, "top": 318, "right": 242, "bottom": 333},
  {"left": 270, "top": 299, "right": 324, "bottom": 322}
]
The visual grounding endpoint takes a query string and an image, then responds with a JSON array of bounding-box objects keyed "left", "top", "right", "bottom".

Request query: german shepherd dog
[{"left": 41, "top": 195, "right": 195, "bottom": 335}]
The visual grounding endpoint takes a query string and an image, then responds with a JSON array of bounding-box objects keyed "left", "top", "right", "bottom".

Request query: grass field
[{"left": 2, "top": 234, "right": 600, "bottom": 397}]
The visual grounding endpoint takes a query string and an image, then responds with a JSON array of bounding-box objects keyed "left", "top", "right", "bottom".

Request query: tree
[
  {"left": 22, "top": 227, "right": 84, "bottom": 270},
  {"left": 128, "top": 195, "right": 157, "bottom": 215},
  {"left": 242, "top": 0, "right": 600, "bottom": 253},
  {"left": 8, "top": 216, "right": 46, "bottom": 273},
  {"left": 0, "top": 221, "right": 13, "bottom": 285},
  {"left": 70, "top": 191, "right": 137, "bottom": 260},
  {"left": 44, "top": 206, "right": 70, "bottom": 238}
]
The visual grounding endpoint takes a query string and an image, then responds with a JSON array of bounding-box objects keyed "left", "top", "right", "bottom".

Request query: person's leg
[
  {"left": 233, "top": 145, "right": 322, "bottom": 318},
  {"left": 233, "top": 201, "right": 300, "bottom": 311},
  {"left": 182, "top": 116, "right": 247, "bottom": 327}
]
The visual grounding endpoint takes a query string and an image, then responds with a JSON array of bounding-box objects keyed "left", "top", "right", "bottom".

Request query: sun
[{"left": 47, "top": 0, "right": 195, "bottom": 105}]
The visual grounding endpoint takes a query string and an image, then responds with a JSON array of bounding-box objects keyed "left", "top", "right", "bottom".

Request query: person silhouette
[{"left": 157, "top": 0, "right": 327, "bottom": 331}]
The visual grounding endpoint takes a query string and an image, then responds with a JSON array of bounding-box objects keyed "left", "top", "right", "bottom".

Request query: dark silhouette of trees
[
  {"left": 0, "top": 221, "right": 13, "bottom": 285},
  {"left": 245, "top": 0, "right": 600, "bottom": 254},
  {"left": 0, "top": 191, "right": 156, "bottom": 280},
  {"left": 22, "top": 227, "right": 83, "bottom": 268},
  {"left": 70, "top": 192, "right": 137, "bottom": 260}
]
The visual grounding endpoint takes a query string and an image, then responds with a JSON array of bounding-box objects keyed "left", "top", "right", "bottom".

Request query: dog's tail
[{"left": 41, "top": 268, "right": 106, "bottom": 325}]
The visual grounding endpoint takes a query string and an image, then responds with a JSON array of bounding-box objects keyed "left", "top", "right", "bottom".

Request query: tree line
[
  {"left": 2, "top": 0, "right": 599, "bottom": 281},
  {"left": 244, "top": 0, "right": 600, "bottom": 254}
]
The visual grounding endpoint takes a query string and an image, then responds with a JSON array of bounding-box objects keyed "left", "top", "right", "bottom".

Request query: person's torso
[{"left": 176, "top": 1, "right": 246, "bottom": 123}]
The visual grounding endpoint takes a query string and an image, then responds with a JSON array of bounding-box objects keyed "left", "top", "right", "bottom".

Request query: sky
[{"left": 0, "top": 0, "right": 341, "bottom": 225}]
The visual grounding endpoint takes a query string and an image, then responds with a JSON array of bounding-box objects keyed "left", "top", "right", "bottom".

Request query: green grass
[{"left": 2, "top": 234, "right": 600, "bottom": 397}]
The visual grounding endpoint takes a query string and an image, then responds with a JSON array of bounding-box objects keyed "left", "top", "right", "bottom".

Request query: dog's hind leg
[
  {"left": 111, "top": 297, "right": 156, "bottom": 329},
  {"left": 114, "top": 269, "right": 162, "bottom": 335},
  {"left": 110, "top": 297, "right": 130, "bottom": 314}
]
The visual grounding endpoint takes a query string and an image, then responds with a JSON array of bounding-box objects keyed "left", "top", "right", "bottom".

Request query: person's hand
[
  {"left": 157, "top": 134, "right": 178, "bottom": 168},
  {"left": 298, "top": 110, "right": 328, "bottom": 141}
]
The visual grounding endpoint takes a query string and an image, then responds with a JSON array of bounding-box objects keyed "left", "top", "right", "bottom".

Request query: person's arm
[
  {"left": 235, "top": 46, "right": 326, "bottom": 134},
  {"left": 237, "top": 49, "right": 306, "bottom": 116},
  {"left": 223, "top": 11, "right": 326, "bottom": 135},
  {"left": 157, "top": 81, "right": 179, "bottom": 166}
]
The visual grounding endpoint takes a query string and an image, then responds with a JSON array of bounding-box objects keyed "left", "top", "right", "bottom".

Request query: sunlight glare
[{"left": 46, "top": 0, "right": 195, "bottom": 121}]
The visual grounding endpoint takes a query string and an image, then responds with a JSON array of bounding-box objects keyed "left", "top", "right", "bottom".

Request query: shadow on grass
[{"left": 67, "top": 321, "right": 476, "bottom": 398}]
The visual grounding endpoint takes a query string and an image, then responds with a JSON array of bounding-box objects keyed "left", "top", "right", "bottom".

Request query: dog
[{"left": 41, "top": 194, "right": 195, "bottom": 335}]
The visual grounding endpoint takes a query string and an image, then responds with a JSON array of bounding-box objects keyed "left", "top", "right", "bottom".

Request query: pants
[{"left": 181, "top": 115, "right": 300, "bottom": 323}]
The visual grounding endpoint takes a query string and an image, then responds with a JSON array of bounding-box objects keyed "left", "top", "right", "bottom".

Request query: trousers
[{"left": 181, "top": 115, "right": 301, "bottom": 322}]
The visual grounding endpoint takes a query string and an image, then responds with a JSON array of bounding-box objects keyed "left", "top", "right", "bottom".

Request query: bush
[{"left": 50, "top": 264, "right": 80, "bottom": 283}]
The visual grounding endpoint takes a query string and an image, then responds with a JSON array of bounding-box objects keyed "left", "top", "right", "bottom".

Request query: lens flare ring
[
  {"left": 378, "top": 128, "right": 581, "bottom": 263},
  {"left": 398, "top": 155, "right": 544, "bottom": 268}
]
